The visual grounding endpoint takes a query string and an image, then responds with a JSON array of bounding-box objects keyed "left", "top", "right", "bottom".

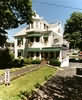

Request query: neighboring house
[
  {"left": 6, "top": 41, "right": 14, "bottom": 53},
  {"left": 14, "top": 12, "right": 69, "bottom": 67}
]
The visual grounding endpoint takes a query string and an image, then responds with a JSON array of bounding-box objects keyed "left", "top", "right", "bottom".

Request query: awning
[
  {"left": 42, "top": 47, "right": 61, "bottom": 52},
  {"left": 25, "top": 47, "right": 61, "bottom": 52},
  {"left": 27, "top": 34, "right": 41, "bottom": 38},
  {"left": 25, "top": 48, "right": 41, "bottom": 52},
  {"left": 27, "top": 31, "right": 51, "bottom": 38}
]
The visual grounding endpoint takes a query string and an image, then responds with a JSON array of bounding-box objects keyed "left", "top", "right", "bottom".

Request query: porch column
[
  {"left": 59, "top": 50, "right": 62, "bottom": 62},
  {"left": 15, "top": 38, "right": 18, "bottom": 58},
  {"left": 33, "top": 53, "right": 36, "bottom": 60},
  {"left": 39, "top": 52, "right": 41, "bottom": 60}
]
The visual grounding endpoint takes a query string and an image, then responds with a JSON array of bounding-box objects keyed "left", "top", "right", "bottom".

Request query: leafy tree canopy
[
  {"left": 0, "top": 0, "right": 33, "bottom": 47},
  {"left": 64, "top": 12, "right": 82, "bottom": 50}
]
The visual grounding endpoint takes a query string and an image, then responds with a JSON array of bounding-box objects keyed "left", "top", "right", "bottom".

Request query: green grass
[{"left": 0, "top": 65, "right": 57, "bottom": 100}]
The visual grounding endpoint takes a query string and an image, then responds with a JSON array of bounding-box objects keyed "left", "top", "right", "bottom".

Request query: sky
[{"left": 8, "top": 0, "right": 82, "bottom": 42}]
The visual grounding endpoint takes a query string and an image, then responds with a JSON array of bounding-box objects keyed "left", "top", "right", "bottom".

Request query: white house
[{"left": 14, "top": 13, "right": 69, "bottom": 67}]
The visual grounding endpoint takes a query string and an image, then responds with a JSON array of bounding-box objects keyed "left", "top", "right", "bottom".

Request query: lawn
[{"left": 0, "top": 65, "right": 57, "bottom": 100}]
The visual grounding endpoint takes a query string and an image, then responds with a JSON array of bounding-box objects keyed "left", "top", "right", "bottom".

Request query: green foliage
[
  {"left": 49, "top": 59, "right": 61, "bottom": 66},
  {"left": 19, "top": 91, "right": 30, "bottom": 100},
  {"left": 0, "top": 48, "right": 13, "bottom": 68},
  {"left": 0, "top": 0, "right": 33, "bottom": 47},
  {"left": 13, "top": 59, "right": 24, "bottom": 67},
  {"left": 24, "top": 58, "right": 32, "bottom": 64},
  {"left": 69, "top": 58, "right": 79, "bottom": 62},
  {"left": 64, "top": 12, "right": 82, "bottom": 50},
  {"left": 31, "top": 59, "right": 41, "bottom": 64}
]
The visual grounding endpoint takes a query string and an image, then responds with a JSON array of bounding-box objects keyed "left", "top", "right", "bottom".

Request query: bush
[
  {"left": 0, "top": 48, "right": 13, "bottom": 68},
  {"left": 49, "top": 59, "right": 61, "bottom": 66},
  {"left": 13, "top": 59, "right": 24, "bottom": 67},
  {"left": 79, "top": 59, "right": 82, "bottom": 63},
  {"left": 69, "top": 58, "right": 79, "bottom": 62},
  {"left": 24, "top": 58, "right": 32, "bottom": 64},
  {"left": 31, "top": 59, "right": 41, "bottom": 64}
]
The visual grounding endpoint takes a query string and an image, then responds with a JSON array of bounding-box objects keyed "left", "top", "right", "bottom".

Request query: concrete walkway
[{"left": 0, "top": 64, "right": 41, "bottom": 85}]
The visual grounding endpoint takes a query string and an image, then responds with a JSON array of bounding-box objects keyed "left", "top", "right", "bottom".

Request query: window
[
  {"left": 36, "top": 52, "right": 39, "bottom": 57},
  {"left": 54, "top": 39, "right": 59, "bottom": 43},
  {"left": 30, "top": 38, "right": 34, "bottom": 42},
  {"left": 44, "top": 37, "right": 48, "bottom": 43},
  {"left": 18, "top": 50, "right": 23, "bottom": 57},
  {"left": 44, "top": 24, "right": 46, "bottom": 29},
  {"left": 31, "top": 52, "right": 34, "bottom": 57},
  {"left": 17, "top": 38, "right": 23, "bottom": 46},
  {"left": 36, "top": 37, "right": 40, "bottom": 42}
]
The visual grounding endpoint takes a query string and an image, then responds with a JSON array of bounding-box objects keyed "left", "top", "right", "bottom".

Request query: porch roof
[
  {"left": 25, "top": 48, "right": 41, "bottom": 52},
  {"left": 27, "top": 34, "right": 41, "bottom": 38},
  {"left": 42, "top": 47, "right": 61, "bottom": 52},
  {"left": 25, "top": 47, "right": 61, "bottom": 52},
  {"left": 26, "top": 31, "right": 51, "bottom": 38}
]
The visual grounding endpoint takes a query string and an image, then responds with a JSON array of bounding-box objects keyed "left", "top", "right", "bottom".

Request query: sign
[{"left": 5, "top": 69, "right": 10, "bottom": 85}]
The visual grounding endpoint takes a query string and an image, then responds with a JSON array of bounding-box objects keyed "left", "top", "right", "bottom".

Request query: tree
[
  {"left": 0, "top": 0, "right": 33, "bottom": 47},
  {"left": 64, "top": 12, "right": 82, "bottom": 50}
]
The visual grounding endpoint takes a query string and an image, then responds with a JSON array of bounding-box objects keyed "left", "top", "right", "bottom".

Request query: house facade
[{"left": 14, "top": 13, "right": 69, "bottom": 67}]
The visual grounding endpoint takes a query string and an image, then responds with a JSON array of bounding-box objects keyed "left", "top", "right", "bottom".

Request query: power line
[{"left": 33, "top": 1, "right": 82, "bottom": 11}]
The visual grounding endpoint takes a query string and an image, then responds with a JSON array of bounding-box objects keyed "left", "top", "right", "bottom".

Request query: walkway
[{"left": 0, "top": 64, "right": 41, "bottom": 85}]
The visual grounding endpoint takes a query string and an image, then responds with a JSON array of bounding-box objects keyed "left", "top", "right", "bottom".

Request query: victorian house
[{"left": 14, "top": 13, "right": 69, "bottom": 67}]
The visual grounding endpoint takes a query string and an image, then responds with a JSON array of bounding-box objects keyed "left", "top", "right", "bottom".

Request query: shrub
[
  {"left": 49, "top": 59, "right": 61, "bottom": 66},
  {"left": 24, "top": 58, "right": 32, "bottom": 64},
  {"left": 69, "top": 58, "right": 79, "bottom": 62},
  {"left": 13, "top": 59, "right": 24, "bottom": 67},
  {"left": 31, "top": 59, "right": 41, "bottom": 64},
  {"left": 79, "top": 59, "right": 82, "bottom": 63},
  {"left": 0, "top": 48, "right": 13, "bottom": 68},
  {"left": 19, "top": 91, "right": 30, "bottom": 100}
]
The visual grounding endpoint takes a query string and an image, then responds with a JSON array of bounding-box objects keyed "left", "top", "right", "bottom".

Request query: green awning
[
  {"left": 25, "top": 47, "right": 61, "bottom": 52},
  {"left": 25, "top": 48, "right": 41, "bottom": 52},
  {"left": 27, "top": 34, "right": 41, "bottom": 38},
  {"left": 27, "top": 31, "right": 51, "bottom": 38},
  {"left": 42, "top": 47, "right": 61, "bottom": 52},
  {"left": 43, "top": 32, "right": 51, "bottom": 38}
]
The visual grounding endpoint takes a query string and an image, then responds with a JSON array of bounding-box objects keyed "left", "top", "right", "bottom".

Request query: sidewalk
[{"left": 0, "top": 64, "right": 41, "bottom": 85}]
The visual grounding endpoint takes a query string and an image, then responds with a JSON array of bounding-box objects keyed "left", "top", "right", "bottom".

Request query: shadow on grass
[{"left": 21, "top": 75, "right": 82, "bottom": 100}]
